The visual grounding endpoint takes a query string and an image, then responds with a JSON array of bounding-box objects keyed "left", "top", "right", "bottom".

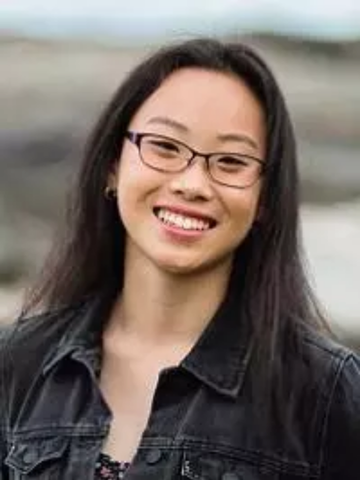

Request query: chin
[
  {"left": 155, "top": 259, "right": 202, "bottom": 276},
  {"left": 153, "top": 253, "right": 232, "bottom": 278}
]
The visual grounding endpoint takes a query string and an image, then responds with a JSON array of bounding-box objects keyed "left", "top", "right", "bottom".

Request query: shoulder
[
  {"left": 325, "top": 350, "right": 360, "bottom": 477},
  {"left": 300, "top": 326, "right": 360, "bottom": 405},
  {"left": 0, "top": 302, "right": 89, "bottom": 409},
  {"left": 300, "top": 328, "right": 360, "bottom": 477},
  {"left": 301, "top": 326, "right": 354, "bottom": 370},
  {"left": 0, "top": 302, "right": 85, "bottom": 361}
]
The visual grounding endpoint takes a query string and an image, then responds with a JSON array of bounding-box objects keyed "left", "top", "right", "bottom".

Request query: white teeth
[
  {"left": 184, "top": 218, "right": 192, "bottom": 229},
  {"left": 156, "top": 208, "right": 211, "bottom": 231}
]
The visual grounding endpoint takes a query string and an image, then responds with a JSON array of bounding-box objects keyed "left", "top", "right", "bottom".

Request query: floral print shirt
[{"left": 95, "top": 453, "right": 130, "bottom": 479}]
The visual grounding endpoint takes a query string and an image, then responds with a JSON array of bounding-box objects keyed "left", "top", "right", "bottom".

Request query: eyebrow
[
  {"left": 146, "top": 115, "right": 259, "bottom": 150},
  {"left": 147, "top": 116, "right": 188, "bottom": 133}
]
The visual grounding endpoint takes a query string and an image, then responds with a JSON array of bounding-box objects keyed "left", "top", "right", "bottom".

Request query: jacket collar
[
  {"left": 181, "top": 278, "right": 253, "bottom": 398},
  {"left": 43, "top": 280, "right": 253, "bottom": 399},
  {"left": 42, "top": 294, "right": 108, "bottom": 377}
]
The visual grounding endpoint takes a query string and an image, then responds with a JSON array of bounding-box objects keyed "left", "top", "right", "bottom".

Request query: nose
[{"left": 168, "top": 156, "right": 214, "bottom": 201}]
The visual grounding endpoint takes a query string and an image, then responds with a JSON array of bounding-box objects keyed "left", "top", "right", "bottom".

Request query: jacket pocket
[
  {"left": 4, "top": 436, "right": 68, "bottom": 478},
  {"left": 181, "top": 451, "right": 280, "bottom": 480}
]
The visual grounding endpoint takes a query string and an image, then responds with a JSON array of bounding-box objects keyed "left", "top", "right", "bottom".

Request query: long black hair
[{"left": 23, "top": 38, "right": 329, "bottom": 445}]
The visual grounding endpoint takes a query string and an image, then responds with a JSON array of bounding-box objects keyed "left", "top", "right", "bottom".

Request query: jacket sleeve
[
  {"left": 323, "top": 352, "right": 360, "bottom": 479},
  {"left": 0, "top": 325, "right": 10, "bottom": 480}
]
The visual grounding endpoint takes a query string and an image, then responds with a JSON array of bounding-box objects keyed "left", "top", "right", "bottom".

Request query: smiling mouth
[{"left": 153, "top": 208, "right": 216, "bottom": 231}]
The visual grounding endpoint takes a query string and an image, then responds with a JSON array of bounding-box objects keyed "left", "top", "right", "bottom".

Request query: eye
[
  {"left": 216, "top": 155, "right": 251, "bottom": 170},
  {"left": 145, "top": 137, "right": 180, "bottom": 156}
]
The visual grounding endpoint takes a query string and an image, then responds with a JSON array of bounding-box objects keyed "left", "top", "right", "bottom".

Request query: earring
[{"left": 104, "top": 186, "right": 117, "bottom": 200}]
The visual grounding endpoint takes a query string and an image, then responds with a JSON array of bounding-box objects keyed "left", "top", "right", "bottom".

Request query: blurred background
[{"left": 0, "top": 1, "right": 359, "bottom": 346}]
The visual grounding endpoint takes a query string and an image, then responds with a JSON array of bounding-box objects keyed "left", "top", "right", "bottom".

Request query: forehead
[{"left": 129, "top": 68, "right": 266, "bottom": 140}]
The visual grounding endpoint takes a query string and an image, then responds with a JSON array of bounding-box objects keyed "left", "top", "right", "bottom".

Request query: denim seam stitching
[{"left": 317, "top": 351, "right": 349, "bottom": 473}]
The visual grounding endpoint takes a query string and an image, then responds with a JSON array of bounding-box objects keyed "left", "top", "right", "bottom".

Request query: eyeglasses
[{"left": 125, "top": 131, "right": 265, "bottom": 189}]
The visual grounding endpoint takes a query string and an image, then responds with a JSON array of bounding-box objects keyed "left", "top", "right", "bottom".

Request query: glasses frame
[{"left": 125, "top": 130, "right": 265, "bottom": 189}]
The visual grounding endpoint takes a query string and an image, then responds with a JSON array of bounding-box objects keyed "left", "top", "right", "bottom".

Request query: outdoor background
[{"left": 0, "top": 1, "right": 359, "bottom": 346}]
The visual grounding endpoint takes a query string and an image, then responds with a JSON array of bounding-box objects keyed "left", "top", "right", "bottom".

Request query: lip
[{"left": 153, "top": 205, "right": 217, "bottom": 227}]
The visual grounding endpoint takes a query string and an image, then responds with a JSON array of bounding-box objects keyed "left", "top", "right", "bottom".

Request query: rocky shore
[{"left": 1, "top": 34, "right": 359, "bottom": 340}]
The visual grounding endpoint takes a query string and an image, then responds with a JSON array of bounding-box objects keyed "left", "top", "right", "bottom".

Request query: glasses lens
[
  {"left": 141, "top": 135, "right": 190, "bottom": 172},
  {"left": 209, "top": 154, "right": 262, "bottom": 188},
  {"left": 136, "top": 133, "right": 263, "bottom": 188}
]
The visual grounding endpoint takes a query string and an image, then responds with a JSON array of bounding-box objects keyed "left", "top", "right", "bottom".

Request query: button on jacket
[{"left": 1, "top": 292, "right": 360, "bottom": 480}]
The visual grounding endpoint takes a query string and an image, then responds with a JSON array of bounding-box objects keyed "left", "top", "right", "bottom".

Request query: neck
[{"left": 108, "top": 246, "right": 233, "bottom": 346}]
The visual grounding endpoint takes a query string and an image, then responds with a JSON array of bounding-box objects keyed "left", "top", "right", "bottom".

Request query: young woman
[{"left": 1, "top": 38, "right": 359, "bottom": 480}]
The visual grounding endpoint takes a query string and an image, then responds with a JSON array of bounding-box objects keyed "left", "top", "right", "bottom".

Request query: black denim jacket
[{"left": 1, "top": 292, "right": 360, "bottom": 480}]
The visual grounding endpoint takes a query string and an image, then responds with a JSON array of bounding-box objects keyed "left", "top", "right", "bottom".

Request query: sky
[{"left": 0, "top": 0, "right": 360, "bottom": 41}]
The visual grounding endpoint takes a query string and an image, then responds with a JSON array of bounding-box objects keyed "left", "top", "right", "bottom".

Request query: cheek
[
  {"left": 115, "top": 154, "right": 163, "bottom": 218},
  {"left": 116, "top": 148, "right": 145, "bottom": 198},
  {"left": 115, "top": 154, "right": 140, "bottom": 223},
  {"left": 228, "top": 186, "right": 262, "bottom": 226},
  {"left": 116, "top": 150, "right": 137, "bottom": 187},
  {"left": 227, "top": 198, "right": 260, "bottom": 252}
]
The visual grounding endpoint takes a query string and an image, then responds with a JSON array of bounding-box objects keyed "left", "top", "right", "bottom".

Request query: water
[{"left": 302, "top": 201, "right": 360, "bottom": 336}]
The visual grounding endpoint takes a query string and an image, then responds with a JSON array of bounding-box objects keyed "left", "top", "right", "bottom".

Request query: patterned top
[{"left": 95, "top": 453, "right": 130, "bottom": 479}]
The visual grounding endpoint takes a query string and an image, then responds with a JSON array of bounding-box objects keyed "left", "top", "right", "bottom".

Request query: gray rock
[
  {"left": 0, "top": 34, "right": 359, "bottom": 336},
  {"left": 1, "top": 34, "right": 359, "bottom": 217}
]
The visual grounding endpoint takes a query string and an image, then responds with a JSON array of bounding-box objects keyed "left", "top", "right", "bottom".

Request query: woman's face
[{"left": 112, "top": 67, "right": 266, "bottom": 276}]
